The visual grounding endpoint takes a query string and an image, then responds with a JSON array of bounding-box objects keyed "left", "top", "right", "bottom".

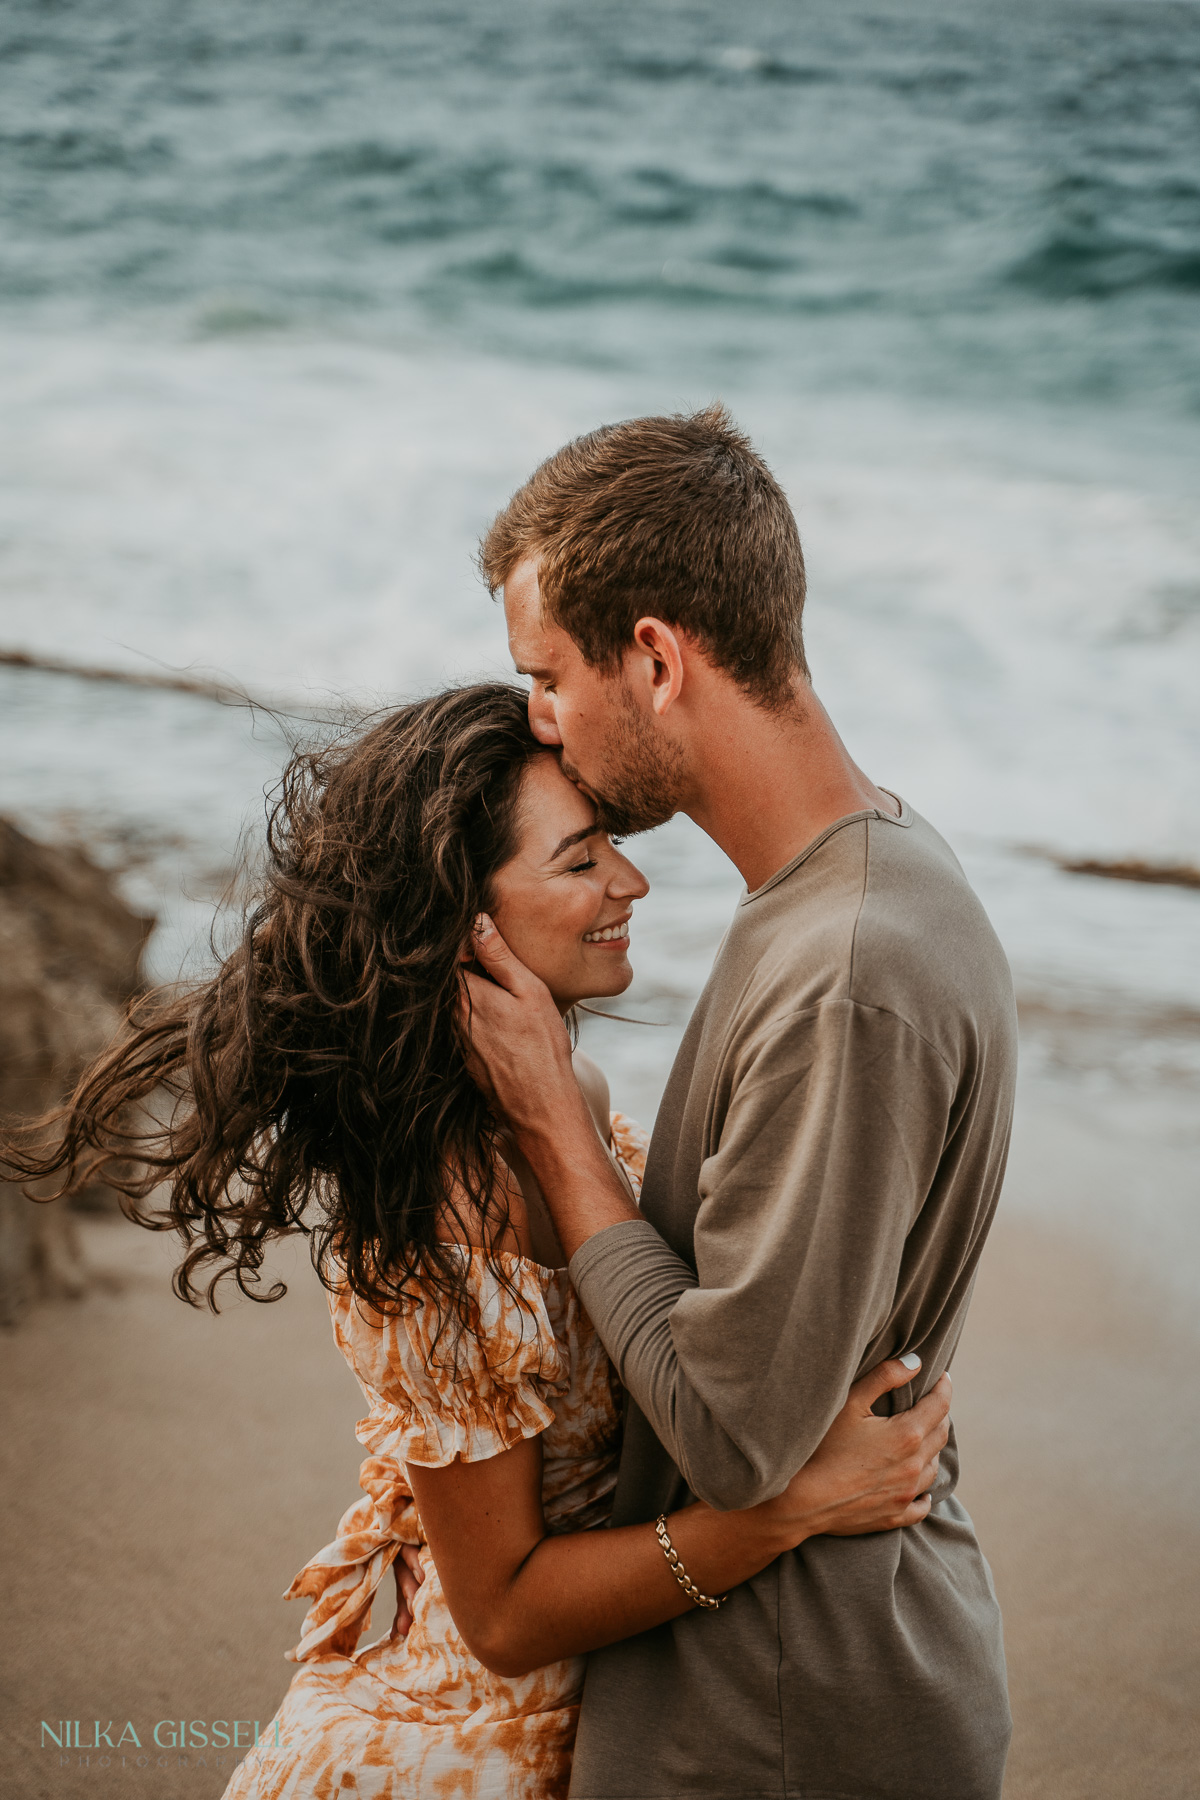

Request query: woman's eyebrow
[{"left": 547, "top": 825, "right": 600, "bottom": 862}]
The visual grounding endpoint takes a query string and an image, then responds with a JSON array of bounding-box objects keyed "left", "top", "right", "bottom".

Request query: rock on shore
[{"left": 0, "top": 818, "right": 153, "bottom": 1323}]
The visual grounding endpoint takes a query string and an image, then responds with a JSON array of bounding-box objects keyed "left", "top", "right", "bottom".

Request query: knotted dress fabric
[{"left": 223, "top": 1113, "right": 647, "bottom": 1800}]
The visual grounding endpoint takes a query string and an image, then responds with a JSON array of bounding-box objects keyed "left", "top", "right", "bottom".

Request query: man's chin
[
  {"left": 593, "top": 795, "right": 676, "bottom": 837},
  {"left": 559, "top": 757, "right": 601, "bottom": 803},
  {"left": 560, "top": 756, "right": 679, "bottom": 837}
]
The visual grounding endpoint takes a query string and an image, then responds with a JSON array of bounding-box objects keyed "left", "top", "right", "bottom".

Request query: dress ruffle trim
[
  {"left": 336, "top": 1248, "right": 568, "bottom": 1470},
  {"left": 286, "top": 1252, "right": 566, "bottom": 1665},
  {"left": 284, "top": 1115, "right": 646, "bottom": 1671}
]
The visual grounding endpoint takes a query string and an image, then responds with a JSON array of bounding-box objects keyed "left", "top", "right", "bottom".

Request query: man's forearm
[{"left": 459, "top": 914, "right": 649, "bottom": 1252}]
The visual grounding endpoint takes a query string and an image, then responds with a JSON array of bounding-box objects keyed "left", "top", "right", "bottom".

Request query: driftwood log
[{"left": 0, "top": 819, "right": 153, "bottom": 1324}]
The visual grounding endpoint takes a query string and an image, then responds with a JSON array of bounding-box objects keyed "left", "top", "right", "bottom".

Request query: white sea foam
[{"left": 0, "top": 324, "right": 1197, "bottom": 1119}]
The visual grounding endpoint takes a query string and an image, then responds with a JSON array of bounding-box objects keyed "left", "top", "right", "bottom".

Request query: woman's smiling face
[{"left": 487, "top": 752, "right": 649, "bottom": 1012}]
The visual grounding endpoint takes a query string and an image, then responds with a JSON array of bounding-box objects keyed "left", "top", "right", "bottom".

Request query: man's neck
[{"left": 680, "top": 679, "right": 897, "bottom": 893}]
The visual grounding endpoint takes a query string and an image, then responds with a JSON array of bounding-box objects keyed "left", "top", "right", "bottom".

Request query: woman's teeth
[{"left": 582, "top": 922, "right": 629, "bottom": 944}]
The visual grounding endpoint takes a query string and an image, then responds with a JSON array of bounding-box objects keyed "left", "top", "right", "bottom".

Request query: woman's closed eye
[{"left": 568, "top": 857, "right": 598, "bottom": 874}]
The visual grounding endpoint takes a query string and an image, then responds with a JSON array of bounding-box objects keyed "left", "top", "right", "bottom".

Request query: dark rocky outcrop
[
  {"left": 1056, "top": 856, "right": 1200, "bottom": 891},
  {"left": 0, "top": 819, "right": 153, "bottom": 1323}
]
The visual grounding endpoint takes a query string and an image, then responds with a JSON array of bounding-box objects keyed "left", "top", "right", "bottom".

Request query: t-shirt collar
[{"left": 741, "top": 791, "right": 911, "bottom": 905}]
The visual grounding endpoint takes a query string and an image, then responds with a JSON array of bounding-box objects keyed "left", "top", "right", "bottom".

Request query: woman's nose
[{"left": 611, "top": 855, "right": 650, "bottom": 900}]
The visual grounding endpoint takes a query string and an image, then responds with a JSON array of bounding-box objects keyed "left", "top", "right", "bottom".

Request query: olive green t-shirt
[{"left": 569, "top": 800, "right": 1016, "bottom": 1800}]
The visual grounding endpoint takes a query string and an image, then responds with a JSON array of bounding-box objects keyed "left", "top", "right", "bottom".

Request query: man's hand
[
  {"left": 458, "top": 915, "right": 583, "bottom": 1142},
  {"left": 458, "top": 915, "right": 638, "bottom": 1258}
]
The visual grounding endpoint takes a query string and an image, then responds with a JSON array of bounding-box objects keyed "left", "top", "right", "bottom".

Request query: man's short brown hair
[{"left": 479, "top": 404, "right": 808, "bottom": 706}]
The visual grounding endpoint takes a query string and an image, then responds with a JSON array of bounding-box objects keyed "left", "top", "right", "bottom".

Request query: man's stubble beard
[{"left": 561, "top": 679, "right": 687, "bottom": 838}]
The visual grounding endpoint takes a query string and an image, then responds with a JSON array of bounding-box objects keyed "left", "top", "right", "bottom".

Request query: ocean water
[{"left": 1, "top": 0, "right": 1198, "bottom": 1120}]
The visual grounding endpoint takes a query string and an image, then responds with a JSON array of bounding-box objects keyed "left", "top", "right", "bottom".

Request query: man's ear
[{"left": 629, "top": 617, "right": 684, "bottom": 717}]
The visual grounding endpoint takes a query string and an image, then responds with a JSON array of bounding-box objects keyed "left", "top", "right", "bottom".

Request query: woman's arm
[{"left": 407, "top": 1356, "right": 950, "bottom": 1679}]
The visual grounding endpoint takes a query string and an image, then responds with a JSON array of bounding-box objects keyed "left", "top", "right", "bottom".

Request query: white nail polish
[{"left": 899, "top": 1352, "right": 921, "bottom": 1370}]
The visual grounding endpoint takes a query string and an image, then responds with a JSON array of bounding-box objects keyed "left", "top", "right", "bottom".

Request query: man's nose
[{"left": 527, "top": 687, "right": 563, "bottom": 746}]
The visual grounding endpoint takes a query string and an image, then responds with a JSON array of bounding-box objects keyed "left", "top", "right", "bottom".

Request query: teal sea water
[
  {"left": 1, "top": 0, "right": 1198, "bottom": 1111},
  {"left": 5, "top": 0, "right": 1200, "bottom": 405}
]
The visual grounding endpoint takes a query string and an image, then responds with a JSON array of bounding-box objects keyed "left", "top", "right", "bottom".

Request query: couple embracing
[{"left": 33, "top": 407, "right": 1016, "bottom": 1799}]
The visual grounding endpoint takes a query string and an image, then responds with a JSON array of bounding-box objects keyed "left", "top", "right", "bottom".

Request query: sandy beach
[{"left": 4, "top": 1032, "right": 1197, "bottom": 1800}]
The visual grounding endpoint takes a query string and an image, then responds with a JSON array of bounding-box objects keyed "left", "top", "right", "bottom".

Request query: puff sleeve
[{"left": 286, "top": 1249, "right": 566, "bottom": 1664}]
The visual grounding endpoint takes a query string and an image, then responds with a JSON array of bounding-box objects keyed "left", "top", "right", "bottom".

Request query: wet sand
[{"left": 3, "top": 1066, "right": 1198, "bottom": 1800}]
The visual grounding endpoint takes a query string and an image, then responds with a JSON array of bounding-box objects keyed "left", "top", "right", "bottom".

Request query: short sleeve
[{"left": 330, "top": 1248, "right": 568, "bottom": 1469}]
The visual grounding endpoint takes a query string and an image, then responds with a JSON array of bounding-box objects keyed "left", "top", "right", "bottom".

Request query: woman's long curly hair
[{"left": 3, "top": 683, "right": 548, "bottom": 1341}]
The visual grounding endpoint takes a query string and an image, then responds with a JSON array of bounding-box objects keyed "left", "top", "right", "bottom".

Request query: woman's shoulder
[
  {"left": 572, "top": 1049, "right": 649, "bottom": 1193},
  {"left": 433, "top": 1160, "right": 528, "bottom": 1257},
  {"left": 572, "top": 1047, "right": 611, "bottom": 1138}
]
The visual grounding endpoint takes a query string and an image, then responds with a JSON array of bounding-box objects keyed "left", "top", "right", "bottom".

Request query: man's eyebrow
[{"left": 547, "top": 825, "right": 600, "bottom": 862}]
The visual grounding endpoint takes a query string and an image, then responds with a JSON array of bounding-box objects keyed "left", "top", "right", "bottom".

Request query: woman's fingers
[
  {"left": 398, "top": 1543, "right": 425, "bottom": 1597},
  {"left": 916, "top": 1455, "right": 941, "bottom": 1495},
  {"left": 910, "top": 1372, "right": 953, "bottom": 1433},
  {"left": 822, "top": 1482, "right": 934, "bottom": 1536},
  {"left": 896, "top": 1491, "right": 934, "bottom": 1527},
  {"left": 847, "top": 1353, "right": 925, "bottom": 1413},
  {"left": 909, "top": 1384, "right": 952, "bottom": 1463},
  {"left": 392, "top": 1543, "right": 425, "bottom": 1639},
  {"left": 850, "top": 1360, "right": 953, "bottom": 1427}
]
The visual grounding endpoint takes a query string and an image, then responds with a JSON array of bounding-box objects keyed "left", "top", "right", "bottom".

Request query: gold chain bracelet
[{"left": 654, "top": 1514, "right": 728, "bottom": 1611}]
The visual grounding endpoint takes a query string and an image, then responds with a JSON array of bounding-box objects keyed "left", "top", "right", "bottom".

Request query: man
[{"left": 463, "top": 405, "right": 1016, "bottom": 1799}]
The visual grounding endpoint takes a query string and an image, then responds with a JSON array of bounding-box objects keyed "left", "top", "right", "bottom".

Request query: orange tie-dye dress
[{"left": 224, "top": 1113, "right": 648, "bottom": 1800}]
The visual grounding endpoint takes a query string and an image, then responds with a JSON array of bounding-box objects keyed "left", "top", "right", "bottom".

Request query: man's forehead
[{"left": 504, "top": 576, "right": 571, "bottom": 672}]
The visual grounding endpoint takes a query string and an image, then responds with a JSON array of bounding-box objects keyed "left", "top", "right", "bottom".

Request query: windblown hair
[
  {"left": 2, "top": 684, "right": 546, "bottom": 1341},
  {"left": 479, "top": 402, "right": 809, "bottom": 708}
]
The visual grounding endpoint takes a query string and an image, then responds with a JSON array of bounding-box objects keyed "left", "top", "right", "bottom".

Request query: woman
[{"left": 10, "top": 683, "right": 949, "bottom": 1800}]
